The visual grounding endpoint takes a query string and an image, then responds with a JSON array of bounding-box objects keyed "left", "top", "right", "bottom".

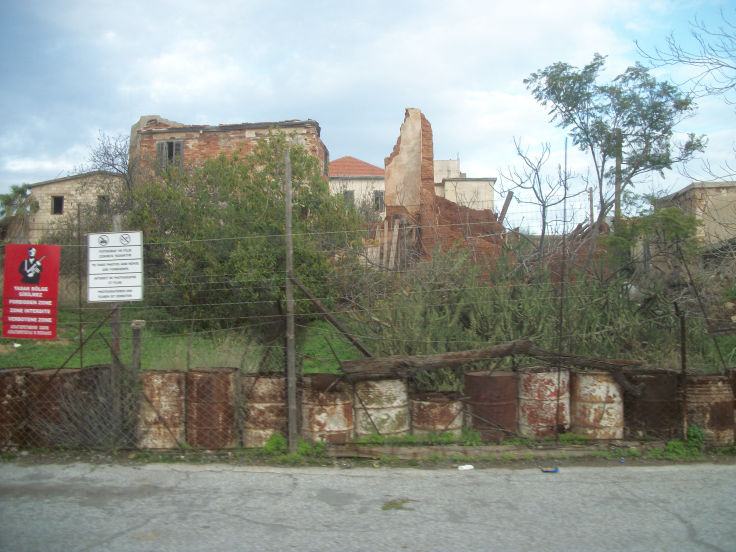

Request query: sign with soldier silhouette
[{"left": 2, "top": 244, "right": 61, "bottom": 339}]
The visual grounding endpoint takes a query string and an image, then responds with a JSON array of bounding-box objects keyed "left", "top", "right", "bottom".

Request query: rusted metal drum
[
  {"left": 410, "top": 392, "right": 463, "bottom": 437},
  {"left": 0, "top": 367, "right": 31, "bottom": 448},
  {"left": 623, "top": 370, "right": 682, "bottom": 440},
  {"left": 186, "top": 368, "right": 237, "bottom": 449},
  {"left": 517, "top": 367, "right": 570, "bottom": 438},
  {"left": 686, "top": 375, "right": 734, "bottom": 446},
  {"left": 302, "top": 373, "right": 353, "bottom": 444},
  {"left": 25, "top": 369, "right": 81, "bottom": 447},
  {"left": 138, "top": 370, "right": 186, "bottom": 449},
  {"left": 354, "top": 379, "right": 409, "bottom": 438},
  {"left": 240, "top": 374, "right": 287, "bottom": 448},
  {"left": 464, "top": 371, "right": 518, "bottom": 442},
  {"left": 570, "top": 371, "right": 624, "bottom": 439}
]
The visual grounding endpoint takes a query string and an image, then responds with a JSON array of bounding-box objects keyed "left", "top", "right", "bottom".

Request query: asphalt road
[{"left": 1, "top": 461, "right": 735, "bottom": 552}]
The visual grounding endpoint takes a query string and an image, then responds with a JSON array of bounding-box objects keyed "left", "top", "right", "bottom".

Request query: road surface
[{"left": 1, "top": 461, "right": 734, "bottom": 551}]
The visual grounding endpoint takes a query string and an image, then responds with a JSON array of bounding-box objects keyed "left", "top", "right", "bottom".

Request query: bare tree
[
  {"left": 501, "top": 139, "right": 578, "bottom": 268},
  {"left": 638, "top": 9, "right": 736, "bottom": 182},
  {"left": 637, "top": 9, "right": 736, "bottom": 105}
]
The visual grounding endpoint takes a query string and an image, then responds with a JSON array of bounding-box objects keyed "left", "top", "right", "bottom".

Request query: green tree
[
  {"left": 125, "top": 132, "right": 362, "bottom": 335},
  {"left": 0, "top": 184, "right": 38, "bottom": 243},
  {"left": 525, "top": 54, "right": 705, "bottom": 228}
]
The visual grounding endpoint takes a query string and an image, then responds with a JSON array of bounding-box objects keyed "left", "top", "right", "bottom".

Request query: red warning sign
[{"left": 2, "top": 244, "right": 60, "bottom": 339}]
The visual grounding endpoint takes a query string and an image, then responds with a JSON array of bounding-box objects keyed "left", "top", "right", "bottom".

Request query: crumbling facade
[
  {"left": 129, "top": 115, "right": 330, "bottom": 176},
  {"left": 371, "top": 108, "right": 506, "bottom": 269}
]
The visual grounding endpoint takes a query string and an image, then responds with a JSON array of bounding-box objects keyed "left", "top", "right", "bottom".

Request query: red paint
[{"left": 3, "top": 244, "right": 60, "bottom": 339}]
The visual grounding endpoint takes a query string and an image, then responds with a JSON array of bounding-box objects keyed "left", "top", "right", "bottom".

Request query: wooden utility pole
[
  {"left": 284, "top": 149, "right": 298, "bottom": 454},
  {"left": 614, "top": 128, "right": 623, "bottom": 227}
]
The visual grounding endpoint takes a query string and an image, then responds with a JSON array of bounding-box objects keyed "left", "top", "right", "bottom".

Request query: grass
[{"left": 0, "top": 307, "right": 364, "bottom": 373}]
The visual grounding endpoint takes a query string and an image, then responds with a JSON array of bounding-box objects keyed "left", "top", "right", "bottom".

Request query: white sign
[{"left": 87, "top": 231, "right": 143, "bottom": 302}]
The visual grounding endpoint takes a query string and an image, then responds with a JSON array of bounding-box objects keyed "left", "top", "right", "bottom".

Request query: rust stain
[
  {"left": 686, "top": 375, "right": 734, "bottom": 446},
  {"left": 139, "top": 370, "right": 186, "bottom": 449},
  {"left": 410, "top": 393, "right": 463, "bottom": 435},
  {"left": 186, "top": 368, "right": 236, "bottom": 449},
  {"left": 465, "top": 371, "right": 518, "bottom": 442}
]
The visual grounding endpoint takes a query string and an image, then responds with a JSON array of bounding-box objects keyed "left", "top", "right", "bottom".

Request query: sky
[{"left": 0, "top": 0, "right": 733, "bottom": 230}]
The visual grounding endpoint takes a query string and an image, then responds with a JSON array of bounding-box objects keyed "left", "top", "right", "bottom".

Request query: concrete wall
[{"left": 436, "top": 178, "right": 495, "bottom": 211}]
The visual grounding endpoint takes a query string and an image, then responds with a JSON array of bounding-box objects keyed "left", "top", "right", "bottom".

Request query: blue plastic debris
[{"left": 541, "top": 467, "right": 559, "bottom": 473}]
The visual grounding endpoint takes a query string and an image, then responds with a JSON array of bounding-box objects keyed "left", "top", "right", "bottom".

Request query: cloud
[{"left": 119, "top": 39, "right": 246, "bottom": 106}]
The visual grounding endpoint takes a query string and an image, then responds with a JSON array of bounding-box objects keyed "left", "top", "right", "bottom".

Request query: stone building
[
  {"left": 658, "top": 181, "right": 736, "bottom": 246},
  {"left": 128, "top": 115, "right": 330, "bottom": 176},
  {"left": 1, "top": 171, "right": 124, "bottom": 244}
]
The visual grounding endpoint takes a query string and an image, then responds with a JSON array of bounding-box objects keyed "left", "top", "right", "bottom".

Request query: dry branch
[
  {"left": 526, "top": 345, "right": 643, "bottom": 371},
  {"left": 339, "top": 339, "right": 644, "bottom": 382},
  {"left": 340, "top": 339, "right": 532, "bottom": 381}
]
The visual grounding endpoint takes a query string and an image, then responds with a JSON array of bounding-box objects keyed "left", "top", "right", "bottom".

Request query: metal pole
[
  {"left": 111, "top": 215, "right": 122, "bottom": 372},
  {"left": 77, "top": 204, "right": 84, "bottom": 370},
  {"left": 284, "top": 149, "right": 298, "bottom": 453},
  {"left": 131, "top": 320, "right": 145, "bottom": 374},
  {"left": 111, "top": 215, "right": 122, "bottom": 434},
  {"left": 674, "top": 302, "right": 688, "bottom": 438}
]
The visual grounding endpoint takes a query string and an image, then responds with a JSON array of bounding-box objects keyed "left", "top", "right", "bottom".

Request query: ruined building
[
  {"left": 369, "top": 108, "right": 507, "bottom": 269},
  {"left": 128, "top": 115, "right": 330, "bottom": 176}
]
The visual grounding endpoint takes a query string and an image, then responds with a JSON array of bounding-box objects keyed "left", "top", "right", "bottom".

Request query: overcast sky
[{"left": 0, "top": 0, "right": 733, "bottom": 229}]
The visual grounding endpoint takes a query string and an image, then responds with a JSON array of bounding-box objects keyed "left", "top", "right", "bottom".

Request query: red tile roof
[{"left": 329, "top": 156, "right": 384, "bottom": 177}]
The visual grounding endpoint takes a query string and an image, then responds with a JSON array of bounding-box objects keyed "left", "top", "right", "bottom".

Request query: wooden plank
[
  {"left": 388, "top": 219, "right": 400, "bottom": 270},
  {"left": 382, "top": 219, "right": 389, "bottom": 268}
]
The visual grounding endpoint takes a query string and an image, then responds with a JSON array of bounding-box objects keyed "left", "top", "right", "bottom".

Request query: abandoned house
[
  {"left": 128, "top": 115, "right": 330, "bottom": 176},
  {"left": 658, "top": 181, "right": 736, "bottom": 247},
  {"left": 1, "top": 170, "right": 124, "bottom": 244}
]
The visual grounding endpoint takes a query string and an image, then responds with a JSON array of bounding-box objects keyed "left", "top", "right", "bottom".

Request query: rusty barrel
[
  {"left": 686, "top": 375, "right": 734, "bottom": 446},
  {"left": 302, "top": 373, "right": 353, "bottom": 444},
  {"left": 623, "top": 370, "right": 682, "bottom": 440},
  {"left": 570, "top": 370, "right": 623, "bottom": 439},
  {"left": 517, "top": 367, "right": 570, "bottom": 438},
  {"left": 25, "top": 369, "right": 81, "bottom": 447},
  {"left": 240, "top": 374, "right": 287, "bottom": 448},
  {"left": 186, "top": 368, "right": 236, "bottom": 449},
  {"left": 464, "top": 371, "right": 518, "bottom": 442},
  {"left": 354, "top": 379, "right": 409, "bottom": 438},
  {"left": 0, "top": 367, "right": 32, "bottom": 448},
  {"left": 410, "top": 392, "right": 463, "bottom": 437},
  {"left": 138, "top": 370, "right": 186, "bottom": 449}
]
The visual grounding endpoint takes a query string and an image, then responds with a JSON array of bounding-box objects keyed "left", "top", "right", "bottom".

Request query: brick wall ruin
[
  {"left": 379, "top": 108, "right": 506, "bottom": 266},
  {"left": 129, "top": 115, "right": 330, "bottom": 176}
]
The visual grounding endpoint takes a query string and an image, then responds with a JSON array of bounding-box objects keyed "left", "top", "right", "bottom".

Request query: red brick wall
[{"left": 129, "top": 117, "right": 329, "bottom": 175}]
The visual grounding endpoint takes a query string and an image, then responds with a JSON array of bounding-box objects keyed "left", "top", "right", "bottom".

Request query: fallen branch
[
  {"left": 339, "top": 339, "right": 644, "bottom": 383},
  {"left": 340, "top": 339, "right": 532, "bottom": 382}
]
